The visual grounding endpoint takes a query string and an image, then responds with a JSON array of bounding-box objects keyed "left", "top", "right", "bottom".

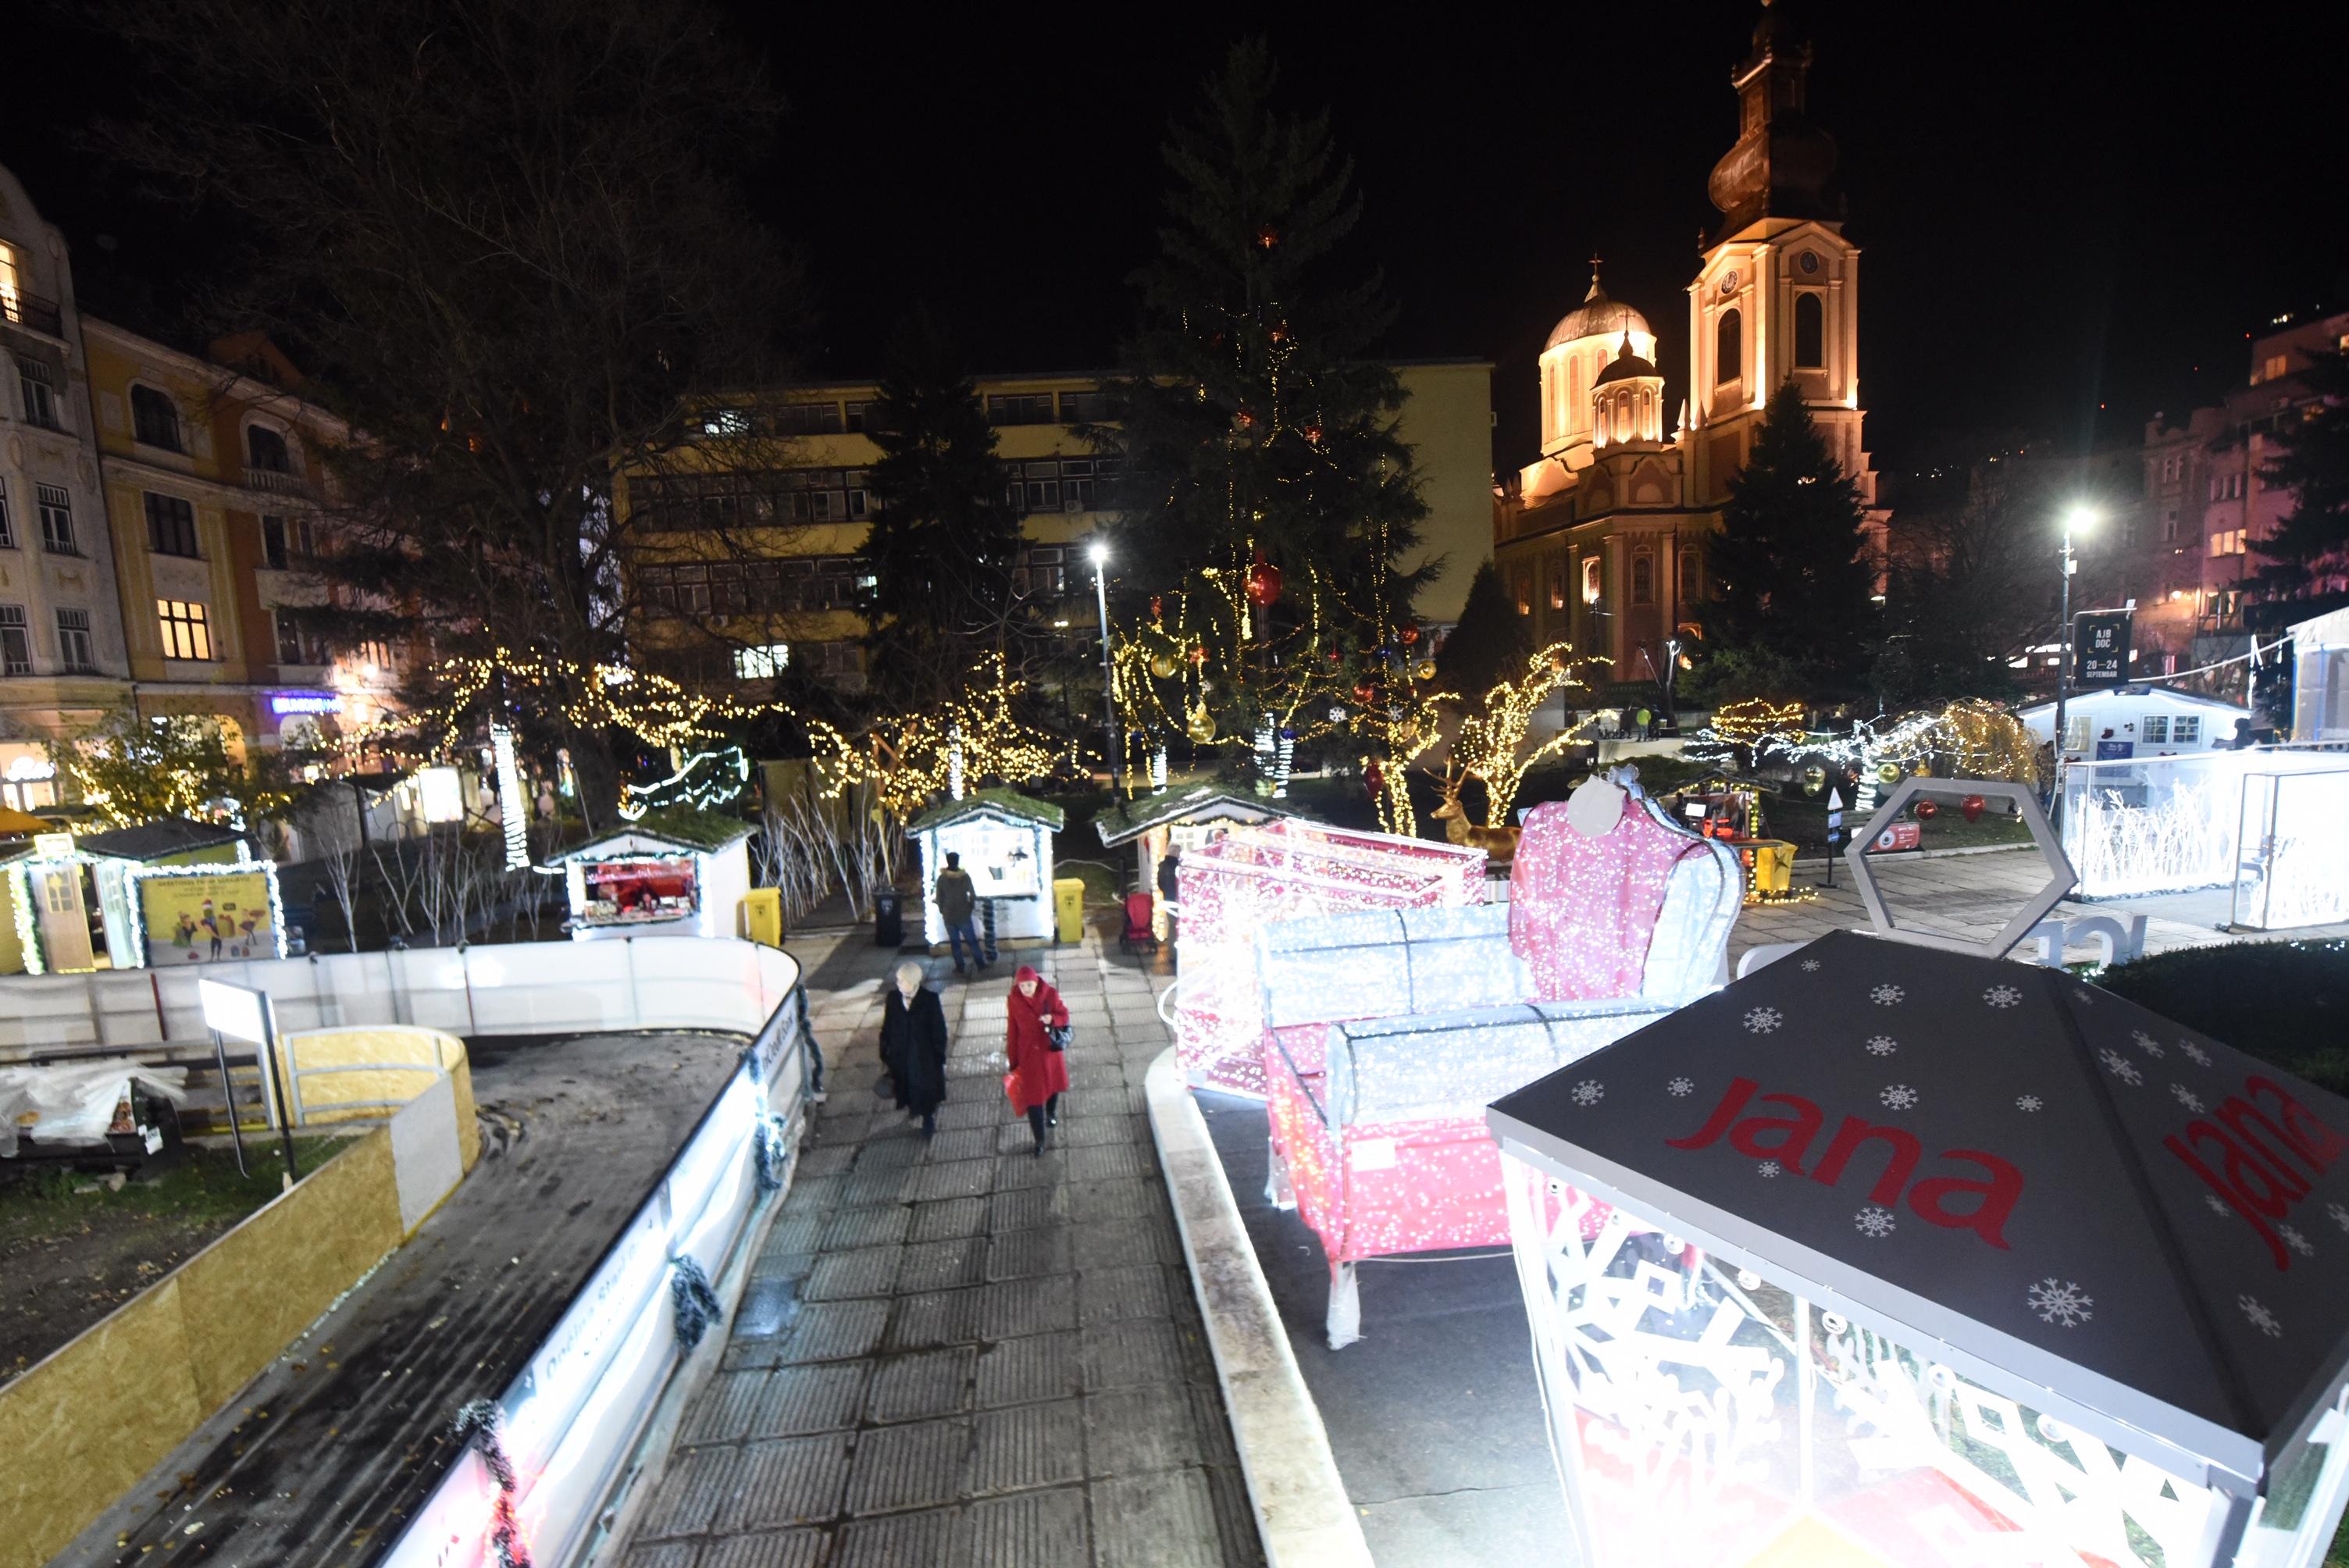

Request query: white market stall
[
  {"left": 910, "top": 789, "right": 1061, "bottom": 951},
  {"left": 1093, "top": 783, "right": 1292, "bottom": 935},
  {"left": 2290, "top": 606, "right": 2349, "bottom": 743},
  {"left": 1, "top": 820, "right": 282, "bottom": 975},
  {"left": 555, "top": 809, "right": 753, "bottom": 943},
  {"left": 2019, "top": 684, "right": 2250, "bottom": 764}
]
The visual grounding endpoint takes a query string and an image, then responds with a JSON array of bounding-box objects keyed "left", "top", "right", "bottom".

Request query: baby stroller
[{"left": 1117, "top": 891, "right": 1159, "bottom": 954}]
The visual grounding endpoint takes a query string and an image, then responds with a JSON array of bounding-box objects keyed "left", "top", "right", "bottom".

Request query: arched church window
[
  {"left": 1679, "top": 548, "right": 1701, "bottom": 603},
  {"left": 1581, "top": 557, "right": 1602, "bottom": 605},
  {"left": 1715, "top": 310, "right": 1742, "bottom": 385},
  {"left": 1795, "top": 292, "right": 1824, "bottom": 369},
  {"left": 1631, "top": 551, "right": 1654, "bottom": 605}
]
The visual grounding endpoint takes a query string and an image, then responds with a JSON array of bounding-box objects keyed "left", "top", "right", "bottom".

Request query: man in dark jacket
[
  {"left": 1156, "top": 846, "right": 1182, "bottom": 942},
  {"left": 934, "top": 851, "right": 984, "bottom": 976}
]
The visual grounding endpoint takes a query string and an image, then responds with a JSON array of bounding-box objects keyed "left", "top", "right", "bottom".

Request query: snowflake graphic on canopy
[
  {"left": 1855, "top": 1206, "right": 1898, "bottom": 1238},
  {"left": 1571, "top": 1080, "right": 1605, "bottom": 1108},
  {"left": 2016, "top": 1094, "right": 2043, "bottom": 1112},
  {"left": 1758, "top": 1160, "right": 1781, "bottom": 1178},
  {"left": 2027, "top": 1278, "right": 2093, "bottom": 1328},
  {"left": 2130, "top": 1029, "right": 2165, "bottom": 1057},
  {"left": 2179, "top": 1040, "right": 2212, "bottom": 1067},
  {"left": 2240, "top": 1295, "right": 2284, "bottom": 1338},
  {"left": 2074, "top": 987, "right": 2098, "bottom": 1004},
  {"left": 2330, "top": 1202, "right": 2349, "bottom": 1234},
  {"left": 1800, "top": 959, "right": 1821, "bottom": 972},
  {"left": 1880, "top": 1084, "right": 1919, "bottom": 1110},
  {"left": 1865, "top": 1035, "right": 1898, "bottom": 1057},
  {"left": 1984, "top": 984, "right": 2023, "bottom": 1009},
  {"left": 1870, "top": 985, "right": 1905, "bottom": 1006},
  {"left": 2098, "top": 1047, "right": 2144, "bottom": 1087},
  {"left": 2281, "top": 1224, "right": 2315, "bottom": 1258},
  {"left": 2208, "top": 1194, "right": 2235, "bottom": 1217},
  {"left": 1666, "top": 1077, "right": 1694, "bottom": 1096},
  {"left": 1743, "top": 1007, "right": 1784, "bottom": 1034},
  {"left": 2171, "top": 1083, "right": 2205, "bottom": 1114}
]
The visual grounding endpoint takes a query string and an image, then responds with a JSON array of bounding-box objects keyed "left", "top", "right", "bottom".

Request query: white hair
[{"left": 893, "top": 960, "right": 925, "bottom": 989}]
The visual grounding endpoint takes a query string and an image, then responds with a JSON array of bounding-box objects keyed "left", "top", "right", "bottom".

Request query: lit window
[
  {"left": 157, "top": 599, "right": 213, "bottom": 661},
  {"left": 1513, "top": 569, "right": 1532, "bottom": 616},
  {"left": 733, "top": 643, "right": 790, "bottom": 679},
  {"left": 55, "top": 608, "right": 93, "bottom": 673},
  {"left": 2257, "top": 354, "right": 2288, "bottom": 383},
  {"left": 1581, "top": 557, "right": 1603, "bottom": 605},
  {"left": 701, "top": 408, "right": 750, "bottom": 437},
  {"left": 1548, "top": 565, "right": 1566, "bottom": 611},
  {"left": 131, "top": 385, "right": 183, "bottom": 451}
]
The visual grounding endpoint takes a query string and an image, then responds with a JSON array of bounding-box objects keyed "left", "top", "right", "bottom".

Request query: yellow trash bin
[
  {"left": 742, "top": 886, "right": 783, "bottom": 947},
  {"left": 1053, "top": 877, "right": 1085, "bottom": 944},
  {"left": 1741, "top": 839, "right": 1796, "bottom": 896}
]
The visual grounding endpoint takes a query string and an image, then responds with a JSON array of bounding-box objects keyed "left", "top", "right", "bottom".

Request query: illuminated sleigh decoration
[
  {"left": 1489, "top": 927, "right": 2349, "bottom": 1568},
  {"left": 1171, "top": 819, "right": 1486, "bottom": 1098},
  {"left": 1252, "top": 772, "right": 1742, "bottom": 1348}
]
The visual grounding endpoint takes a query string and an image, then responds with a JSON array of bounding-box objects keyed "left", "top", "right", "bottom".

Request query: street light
[
  {"left": 2051, "top": 505, "right": 2097, "bottom": 829},
  {"left": 1089, "top": 540, "right": 1122, "bottom": 800}
]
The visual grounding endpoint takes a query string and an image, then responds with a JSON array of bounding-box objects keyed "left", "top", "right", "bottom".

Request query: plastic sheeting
[{"left": 0, "top": 1060, "right": 187, "bottom": 1156}]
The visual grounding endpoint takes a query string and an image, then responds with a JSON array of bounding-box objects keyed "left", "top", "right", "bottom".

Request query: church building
[{"left": 1491, "top": 6, "right": 1886, "bottom": 682}]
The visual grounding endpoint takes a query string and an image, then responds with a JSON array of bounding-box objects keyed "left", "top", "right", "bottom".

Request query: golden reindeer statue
[{"left": 1428, "top": 760, "right": 1522, "bottom": 861}]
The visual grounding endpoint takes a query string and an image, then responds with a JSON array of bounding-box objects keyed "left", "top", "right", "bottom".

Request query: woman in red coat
[{"left": 1005, "top": 964, "right": 1071, "bottom": 1154}]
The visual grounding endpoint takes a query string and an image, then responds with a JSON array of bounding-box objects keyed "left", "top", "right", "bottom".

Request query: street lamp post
[
  {"left": 2051, "top": 506, "right": 2097, "bottom": 829},
  {"left": 1089, "top": 541, "right": 1123, "bottom": 800}
]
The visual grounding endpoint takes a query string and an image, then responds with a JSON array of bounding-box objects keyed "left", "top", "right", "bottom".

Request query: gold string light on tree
[{"left": 1447, "top": 642, "right": 1609, "bottom": 830}]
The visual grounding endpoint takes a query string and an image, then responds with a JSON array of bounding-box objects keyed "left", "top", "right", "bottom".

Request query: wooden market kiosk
[
  {"left": 0, "top": 819, "right": 280, "bottom": 974},
  {"left": 554, "top": 808, "right": 755, "bottom": 943},
  {"left": 909, "top": 788, "right": 1062, "bottom": 952}
]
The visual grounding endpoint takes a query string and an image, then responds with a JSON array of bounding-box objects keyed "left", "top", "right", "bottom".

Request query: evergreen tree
[
  {"left": 856, "top": 312, "right": 1025, "bottom": 701},
  {"left": 1701, "top": 380, "right": 1877, "bottom": 697},
  {"left": 2256, "top": 347, "right": 2349, "bottom": 593},
  {"left": 1096, "top": 41, "right": 1431, "bottom": 757},
  {"left": 1435, "top": 561, "right": 1531, "bottom": 699}
]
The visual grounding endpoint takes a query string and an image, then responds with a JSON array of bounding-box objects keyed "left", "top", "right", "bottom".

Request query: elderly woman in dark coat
[{"left": 879, "top": 960, "right": 950, "bottom": 1137}]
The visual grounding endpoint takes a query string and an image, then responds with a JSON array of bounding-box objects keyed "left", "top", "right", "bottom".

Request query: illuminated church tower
[{"left": 1685, "top": 1, "right": 1878, "bottom": 509}]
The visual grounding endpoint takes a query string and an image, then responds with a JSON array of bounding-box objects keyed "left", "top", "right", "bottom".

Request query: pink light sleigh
[{"left": 1252, "top": 775, "right": 1743, "bottom": 1346}]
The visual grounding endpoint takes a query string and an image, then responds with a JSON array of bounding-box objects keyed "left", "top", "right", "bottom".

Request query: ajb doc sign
[{"left": 2071, "top": 611, "right": 2131, "bottom": 687}]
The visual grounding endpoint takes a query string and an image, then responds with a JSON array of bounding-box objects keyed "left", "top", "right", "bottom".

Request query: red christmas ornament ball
[
  {"left": 1302, "top": 423, "right": 1324, "bottom": 444},
  {"left": 1150, "top": 595, "right": 1164, "bottom": 619},
  {"left": 1353, "top": 681, "right": 1377, "bottom": 705},
  {"left": 1256, "top": 223, "right": 1280, "bottom": 248},
  {"left": 1960, "top": 793, "right": 1987, "bottom": 824},
  {"left": 1398, "top": 623, "right": 1421, "bottom": 647},
  {"left": 1913, "top": 799, "right": 1940, "bottom": 821},
  {"left": 1245, "top": 556, "right": 1283, "bottom": 608}
]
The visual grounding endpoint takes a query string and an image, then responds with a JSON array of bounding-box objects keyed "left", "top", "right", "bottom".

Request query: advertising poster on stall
[{"left": 137, "top": 870, "right": 276, "bottom": 964}]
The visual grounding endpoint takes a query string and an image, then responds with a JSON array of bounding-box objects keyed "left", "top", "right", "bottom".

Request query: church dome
[
  {"left": 1592, "top": 331, "right": 1659, "bottom": 387},
  {"left": 1546, "top": 269, "right": 1649, "bottom": 351}
]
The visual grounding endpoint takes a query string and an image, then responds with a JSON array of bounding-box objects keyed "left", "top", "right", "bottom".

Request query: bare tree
[{"left": 316, "top": 821, "right": 363, "bottom": 953}]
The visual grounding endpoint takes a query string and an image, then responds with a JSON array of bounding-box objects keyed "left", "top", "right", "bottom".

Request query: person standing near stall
[
  {"left": 880, "top": 960, "right": 950, "bottom": 1138},
  {"left": 1004, "top": 964, "right": 1071, "bottom": 1155},
  {"left": 935, "top": 852, "right": 985, "bottom": 978}
]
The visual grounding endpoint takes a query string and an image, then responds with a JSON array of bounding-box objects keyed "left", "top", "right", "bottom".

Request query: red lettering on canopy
[
  {"left": 2167, "top": 1122, "right": 2290, "bottom": 1270},
  {"left": 1813, "top": 1117, "right": 1924, "bottom": 1208},
  {"left": 1908, "top": 1150, "right": 2024, "bottom": 1250},
  {"left": 1728, "top": 1094, "right": 1826, "bottom": 1176}
]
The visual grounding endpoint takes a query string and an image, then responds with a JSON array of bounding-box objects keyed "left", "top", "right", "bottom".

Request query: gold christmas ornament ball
[
  {"left": 1148, "top": 653, "right": 1179, "bottom": 679},
  {"left": 1875, "top": 761, "right": 1903, "bottom": 786},
  {"left": 1413, "top": 659, "right": 1437, "bottom": 681},
  {"left": 1185, "top": 707, "right": 1217, "bottom": 743}
]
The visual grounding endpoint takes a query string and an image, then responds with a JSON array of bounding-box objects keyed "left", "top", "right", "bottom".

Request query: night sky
[{"left": 9, "top": 1, "right": 2349, "bottom": 480}]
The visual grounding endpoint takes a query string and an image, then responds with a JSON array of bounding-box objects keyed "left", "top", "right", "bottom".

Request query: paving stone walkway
[{"left": 623, "top": 928, "right": 1261, "bottom": 1568}]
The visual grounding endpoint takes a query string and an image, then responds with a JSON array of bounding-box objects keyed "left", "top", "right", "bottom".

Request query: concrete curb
[{"left": 1144, "top": 1048, "right": 1373, "bottom": 1568}]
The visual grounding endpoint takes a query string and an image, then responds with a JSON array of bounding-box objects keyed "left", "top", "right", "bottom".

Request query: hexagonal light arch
[{"left": 1841, "top": 777, "right": 2077, "bottom": 959}]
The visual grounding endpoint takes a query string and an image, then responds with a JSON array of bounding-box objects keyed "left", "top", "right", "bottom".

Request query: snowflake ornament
[
  {"left": 2171, "top": 1083, "right": 2204, "bottom": 1114},
  {"left": 2240, "top": 1295, "right": 2284, "bottom": 1338},
  {"left": 1984, "top": 984, "right": 2023, "bottom": 1009},
  {"left": 2028, "top": 1278, "right": 2094, "bottom": 1328},
  {"left": 1870, "top": 985, "right": 1905, "bottom": 1006},
  {"left": 1744, "top": 1007, "right": 1784, "bottom": 1034},
  {"left": 1800, "top": 959, "right": 1822, "bottom": 972},
  {"left": 2179, "top": 1040, "right": 2211, "bottom": 1067},
  {"left": 2329, "top": 1202, "right": 2349, "bottom": 1234},
  {"left": 1855, "top": 1206, "right": 1898, "bottom": 1239},
  {"left": 1571, "top": 1080, "right": 1604, "bottom": 1107},
  {"left": 2282, "top": 1224, "right": 2315, "bottom": 1258},
  {"left": 2016, "top": 1094, "right": 2043, "bottom": 1112},
  {"left": 2130, "top": 1029, "right": 2165, "bottom": 1057},
  {"left": 1880, "top": 1084, "right": 1919, "bottom": 1110},
  {"left": 2098, "top": 1047, "right": 2144, "bottom": 1086},
  {"left": 1758, "top": 1160, "right": 1782, "bottom": 1178},
  {"left": 1666, "top": 1076, "right": 1695, "bottom": 1096},
  {"left": 1865, "top": 1035, "right": 1898, "bottom": 1056}
]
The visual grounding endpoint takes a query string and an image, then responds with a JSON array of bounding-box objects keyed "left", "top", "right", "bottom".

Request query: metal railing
[{"left": 1, "top": 291, "right": 64, "bottom": 337}]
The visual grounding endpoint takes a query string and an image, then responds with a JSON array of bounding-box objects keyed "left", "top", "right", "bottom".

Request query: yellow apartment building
[
  {"left": 619, "top": 362, "right": 1494, "bottom": 692},
  {"left": 79, "top": 320, "right": 399, "bottom": 755}
]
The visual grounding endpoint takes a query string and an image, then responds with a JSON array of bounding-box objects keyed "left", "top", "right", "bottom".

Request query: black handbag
[{"left": 1045, "top": 1023, "right": 1073, "bottom": 1053}]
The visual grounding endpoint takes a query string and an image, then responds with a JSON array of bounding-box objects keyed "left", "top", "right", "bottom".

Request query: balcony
[
  {"left": 1, "top": 291, "right": 65, "bottom": 339},
  {"left": 244, "top": 465, "right": 313, "bottom": 497}
]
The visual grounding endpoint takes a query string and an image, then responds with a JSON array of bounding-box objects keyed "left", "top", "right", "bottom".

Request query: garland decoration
[
  {"left": 669, "top": 1254, "right": 724, "bottom": 1350},
  {"left": 451, "top": 1397, "right": 534, "bottom": 1568}
]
